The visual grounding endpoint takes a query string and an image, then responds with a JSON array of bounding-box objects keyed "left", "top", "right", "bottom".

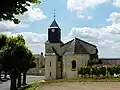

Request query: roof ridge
[
  {"left": 74, "top": 38, "right": 88, "bottom": 54},
  {"left": 75, "top": 37, "right": 96, "bottom": 47},
  {"left": 60, "top": 39, "right": 74, "bottom": 47}
]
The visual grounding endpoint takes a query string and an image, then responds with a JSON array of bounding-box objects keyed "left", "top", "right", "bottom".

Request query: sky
[{"left": 0, "top": 0, "right": 120, "bottom": 58}]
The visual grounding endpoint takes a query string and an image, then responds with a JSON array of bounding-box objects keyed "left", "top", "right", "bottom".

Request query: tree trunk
[
  {"left": 92, "top": 73, "right": 93, "bottom": 79},
  {"left": 4, "top": 71, "right": 7, "bottom": 79},
  {"left": 0, "top": 70, "right": 1, "bottom": 80},
  {"left": 17, "top": 71, "right": 21, "bottom": 88},
  {"left": 22, "top": 71, "right": 27, "bottom": 86},
  {"left": 10, "top": 72, "right": 17, "bottom": 90}
]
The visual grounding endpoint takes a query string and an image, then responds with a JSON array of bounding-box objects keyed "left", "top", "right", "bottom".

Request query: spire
[
  {"left": 50, "top": 19, "right": 59, "bottom": 27},
  {"left": 49, "top": 9, "right": 60, "bottom": 28},
  {"left": 53, "top": 9, "right": 56, "bottom": 20}
]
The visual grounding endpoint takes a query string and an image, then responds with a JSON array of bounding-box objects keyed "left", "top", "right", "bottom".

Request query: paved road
[{"left": 0, "top": 75, "right": 45, "bottom": 90}]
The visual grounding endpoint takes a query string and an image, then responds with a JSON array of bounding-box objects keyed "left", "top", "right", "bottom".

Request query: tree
[
  {"left": 16, "top": 46, "right": 36, "bottom": 88},
  {"left": 0, "top": 0, "right": 40, "bottom": 24},
  {"left": 84, "top": 67, "right": 91, "bottom": 78},
  {"left": 100, "top": 67, "right": 106, "bottom": 78},
  {"left": 1, "top": 35, "right": 36, "bottom": 90},
  {"left": 107, "top": 67, "right": 114, "bottom": 77},
  {"left": 17, "top": 47, "right": 36, "bottom": 87},
  {"left": 1, "top": 35, "right": 25, "bottom": 90},
  {"left": 78, "top": 67, "right": 85, "bottom": 78},
  {"left": 0, "top": 34, "right": 7, "bottom": 80}
]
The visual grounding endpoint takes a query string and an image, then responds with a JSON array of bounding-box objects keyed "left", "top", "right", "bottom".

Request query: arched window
[
  {"left": 50, "top": 61, "right": 51, "bottom": 67},
  {"left": 50, "top": 72, "right": 51, "bottom": 76},
  {"left": 72, "top": 60, "right": 76, "bottom": 69}
]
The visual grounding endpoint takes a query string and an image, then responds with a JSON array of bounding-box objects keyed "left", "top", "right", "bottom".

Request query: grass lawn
[{"left": 18, "top": 77, "right": 120, "bottom": 90}]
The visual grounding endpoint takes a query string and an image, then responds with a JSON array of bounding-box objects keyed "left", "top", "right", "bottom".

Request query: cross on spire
[{"left": 53, "top": 9, "right": 56, "bottom": 19}]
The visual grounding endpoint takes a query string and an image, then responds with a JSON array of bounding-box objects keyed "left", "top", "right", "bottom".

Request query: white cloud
[
  {"left": 0, "top": 3, "right": 46, "bottom": 32},
  {"left": 67, "top": 0, "right": 108, "bottom": 11},
  {"left": 67, "top": 0, "right": 108, "bottom": 19},
  {"left": 113, "top": 0, "right": 120, "bottom": 7},
  {"left": 88, "top": 16, "right": 92, "bottom": 20},
  {"left": 105, "top": 12, "right": 120, "bottom": 34},
  {"left": 1, "top": 32, "right": 47, "bottom": 54},
  {"left": 65, "top": 12, "right": 120, "bottom": 58},
  {"left": 15, "top": 4, "right": 46, "bottom": 22},
  {"left": 107, "top": 12, "right": 120, "bottom": 24},
  {"left": 77, "top": 11, "right": 92, "bottom": 19},
  {"left": 0, "top": 21, "right": 28, "bottom": 32},
  {"left": 68, "top": 26, "right": 120, "bottom": 58}
]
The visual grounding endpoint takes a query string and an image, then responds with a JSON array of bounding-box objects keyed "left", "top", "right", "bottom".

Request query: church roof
[
  {"left": 61, "top": 38, "right": 97, "bottom": 55},
  {"left": 45, "top": 40, "right": 63, "bottom": 44},
  {"left": 50, "top": 19, "right": 60, "bottom": 28}
]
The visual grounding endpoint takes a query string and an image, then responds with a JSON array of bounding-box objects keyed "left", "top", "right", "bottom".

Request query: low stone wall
[{"left": 27, "top": 68, "right": 45, "bottom": 76}]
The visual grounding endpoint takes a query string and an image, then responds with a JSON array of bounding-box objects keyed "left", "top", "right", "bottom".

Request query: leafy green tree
[
  {"left": 21, "top": 48, "right": 36, "bottom": 86},
  {"left": 99, "top": 67, "right": 106, "bottom": 78},
  {"left": 1, "top": 35, "right": 36, "bottom": 90},
  {"left": 0, "top": 0, "right": 40, "bottom": 24},
  {"left": 78, "top": 67, "right": 85, "bottom": 78},
  {"left": 0, "top": 34, "right": 7, "bottom": 80},
  {"left": 114, "top": 65, "right": 120, "bottom": 75},
  {"left": 92, "top": 67, "right": 101, "bottom": 79},
  {"left": 16, "top": 45, "right": 36, "bottom": 88},
  {"left": 107, "top": 67, "right": 114, "bottom": 77},
  {"left": 84, "top": 67, "right": 91, "bottom": 78},
  {"left": 1, "top": 35, "right": 25, "bottom": 90}
]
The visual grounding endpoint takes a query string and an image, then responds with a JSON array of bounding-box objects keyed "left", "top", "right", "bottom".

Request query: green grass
[
  {"left": 18, "top": 81, "right": 42, "bottom": 90},
  {"left": 18, "top": 77, "right": 120, "bottom": 90}
]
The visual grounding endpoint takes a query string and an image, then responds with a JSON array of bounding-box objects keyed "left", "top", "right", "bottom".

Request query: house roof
[{"left": 61, "top": 37, "right": 97, "bottom": 55}]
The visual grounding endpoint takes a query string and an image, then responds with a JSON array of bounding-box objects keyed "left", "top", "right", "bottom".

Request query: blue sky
[{"left": 0, "top": 0, "right": 120, "bottom": 58}]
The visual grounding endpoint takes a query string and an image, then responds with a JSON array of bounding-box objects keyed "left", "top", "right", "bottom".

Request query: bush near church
[{"left": 78, "top": 65, "right": 120, "bottom": 78}]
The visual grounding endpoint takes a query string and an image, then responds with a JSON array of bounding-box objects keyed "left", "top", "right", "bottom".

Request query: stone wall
[
  {"left": 63, "top": 54, "right": 89, "bottom": 79},
  {"left": 27, "top": 52, "right": 45, "bottom": 76},
  {"left": 45, "top": 55, "right": 57, "bottom": 80}
]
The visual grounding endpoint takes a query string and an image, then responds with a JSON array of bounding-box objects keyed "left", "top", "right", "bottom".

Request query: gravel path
[{"left": 39, "top": 82, "right": 120, "bottom": 90}]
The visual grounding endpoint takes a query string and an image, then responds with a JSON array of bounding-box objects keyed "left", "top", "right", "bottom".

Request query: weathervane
[{"left": 53, "top": 9, "right": 56, "bottom": 19}]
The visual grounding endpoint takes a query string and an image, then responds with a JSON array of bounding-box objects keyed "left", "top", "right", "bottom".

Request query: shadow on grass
[
  {"left": 18, "top": 85, "right": 32, "bottom": 90},
  {"left": 18, "top": 81, "right": 42, "bottom": 90}
]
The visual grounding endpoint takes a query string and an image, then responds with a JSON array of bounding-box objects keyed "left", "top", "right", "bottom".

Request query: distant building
[
  {"left": 45, "top": 19, "right": 98, "bottom": 80},
  {"left": 27, "top": 52, "right": 45, "bottom": 76},
  {"left": 99, "top": 58, "right": 120, "bottom": 67}
]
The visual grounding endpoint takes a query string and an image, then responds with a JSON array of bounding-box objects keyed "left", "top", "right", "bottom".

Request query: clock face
[{"left": 52, "top": 29, "right": 55, "bottom": 32}]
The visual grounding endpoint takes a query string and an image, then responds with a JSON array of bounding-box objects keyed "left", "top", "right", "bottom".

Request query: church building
[{"left": 45, "top": 19, "right": 98, "bottom": 80}]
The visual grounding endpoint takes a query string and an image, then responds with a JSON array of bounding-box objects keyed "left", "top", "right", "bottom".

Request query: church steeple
[
  {"left": 49, "top": 9, "right": 60, "bottom": 28},
  {"left": 48, "top": 12, "right": 61, "bottom": 43},
  {"left": 49, "top": 19, "right": 60, "bottom": 28}
]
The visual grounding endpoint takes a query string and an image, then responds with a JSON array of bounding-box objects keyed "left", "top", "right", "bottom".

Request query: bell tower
[
  {"left": 48, "top": 9, "right": 61, "bottom": 43},
  {"left": 48, "top": 19, "right": 61, "bottom": 43}
]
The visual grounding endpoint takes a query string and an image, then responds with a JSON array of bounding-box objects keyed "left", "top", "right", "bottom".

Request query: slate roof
[
  {"left": 50, "top": 19, "right": 60, "bottom": 28},
  {"left": 45, "top": 40, "right": 63, "bottom": 45},
  {"left": 61, "top": 38, "right": 97, "bottom": 55}
]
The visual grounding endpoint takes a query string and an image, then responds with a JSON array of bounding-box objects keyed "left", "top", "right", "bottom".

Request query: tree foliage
[
  {"left": 0, "top": 0, "right": 41, "bottom": 24},
  {"left": 78, "top": 65, "right": 120, "bottom": 78},
  {"left": 0, "top": 34, "right": 36, "bottom": 90}
]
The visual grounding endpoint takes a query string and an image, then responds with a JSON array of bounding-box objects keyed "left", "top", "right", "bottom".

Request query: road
[{"left": 0, "top": 75, "right": 45, "bottom": 90}]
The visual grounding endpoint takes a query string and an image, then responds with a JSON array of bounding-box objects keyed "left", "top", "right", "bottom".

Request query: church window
[
  {"left": 50, "top": 61, "right": 51, "bottom": 67},
  {"left": 50, "top": 72, "right": 51, "bottom": 76},
  {"left": 72, "top": 60, "right": 76, "bottom": 69}
]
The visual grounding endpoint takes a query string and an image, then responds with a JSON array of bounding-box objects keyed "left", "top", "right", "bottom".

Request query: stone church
[{"left": 45, "top": 19, "right": 98, "bottom": 80}]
